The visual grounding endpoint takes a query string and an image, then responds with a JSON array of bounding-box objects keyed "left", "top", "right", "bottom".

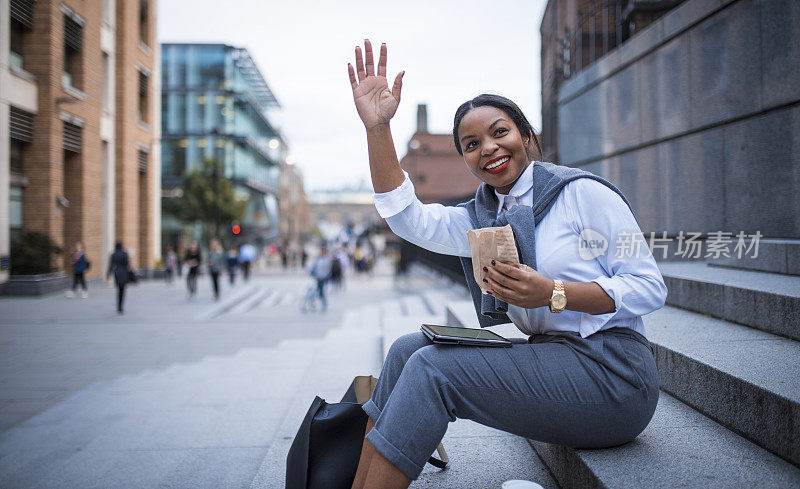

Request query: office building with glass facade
[{"left": 160, "top": 43, "right": 284, "bottom": 248}]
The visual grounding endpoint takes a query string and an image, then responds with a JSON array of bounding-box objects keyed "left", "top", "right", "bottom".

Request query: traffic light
[{"left": 232, "top": 224, "right": 241, "bottom": 235}]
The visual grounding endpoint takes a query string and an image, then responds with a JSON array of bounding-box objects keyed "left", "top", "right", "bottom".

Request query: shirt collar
[{"left": 495, "top": 162, "right": 534, "bottom": 213}]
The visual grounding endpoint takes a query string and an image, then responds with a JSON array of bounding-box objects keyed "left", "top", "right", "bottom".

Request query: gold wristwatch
[{"left": 549, "top": 279, "right": 567, "bottom": 313}]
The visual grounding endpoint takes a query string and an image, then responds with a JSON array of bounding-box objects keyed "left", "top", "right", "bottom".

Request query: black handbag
[{"left": 285, "top": 375, "right": 448, "bottom": 489}]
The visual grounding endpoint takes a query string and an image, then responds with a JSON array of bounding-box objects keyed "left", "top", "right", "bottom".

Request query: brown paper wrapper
[{"left": 466, "top": 224, "right": 521, "bottom": 294}]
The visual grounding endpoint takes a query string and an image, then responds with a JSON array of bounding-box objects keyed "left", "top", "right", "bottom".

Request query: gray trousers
[{"left": 362, "top": 327, "right": 659, "bottom": 480}]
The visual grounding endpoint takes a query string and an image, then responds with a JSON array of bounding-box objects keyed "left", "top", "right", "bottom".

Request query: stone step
[
  {"left": 380, "top": 299, "right": 404, "bottom": 319},
  {"left": 379, "top": 300, "right": 557, "bottom": 488},
  {"left": 361, "top": 304, "right": 381, "bottom": 331},
  {"left": 0, "top": 342, "right": 317, "bottom": 489},
  {"left": 422, "top": 289, "right": 459, "bottom": 316},
  {"left": 443, "top": 300, "right": 800, "bottom": 486},
  {"left": 644, "top": 306, "right": 800, "bottom": 466},
  {"left": 249, "top": 318, "right": 384, "bottom": 488},
  {"left": 381, "top": 314, "right": 445, "bottom": 364},
  {"left": 411, "top": 419, "right": 558, "bottom": 488},
  {"left": 339, "top": 308, "right": 363, "bottom": 330},
  {"left": 532, "top": 392, "right": 800, "bottom": 489},
  {"left": 707, "top": 238, "right": 800, "bottom": 276},
  {"left": 658, "top": 261, "right": 800, "bottom": 340},
  {"left": 445, "top": 300, "right": 480, "bottom": 329},
  {"left": 401, "top": 294, "right": 431, "bottom": 316}
]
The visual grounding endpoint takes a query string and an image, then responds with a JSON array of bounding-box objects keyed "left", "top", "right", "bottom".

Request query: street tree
[{"left": 162, "top": 158, "right": 248, "bottom": 242}]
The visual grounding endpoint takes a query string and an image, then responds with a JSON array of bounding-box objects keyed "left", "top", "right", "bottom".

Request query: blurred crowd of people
[{"left": 61, "top": 234, "right": 385, "bottom": 315}]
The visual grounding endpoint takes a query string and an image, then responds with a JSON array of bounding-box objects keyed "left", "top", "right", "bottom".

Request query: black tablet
[{"left": 421, "top": 324, "right": 512, "bottom": 348}]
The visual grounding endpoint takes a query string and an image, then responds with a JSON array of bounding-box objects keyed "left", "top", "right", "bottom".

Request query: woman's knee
[{"left": 386, "top": 332, "right": 430, "bottom": 363}]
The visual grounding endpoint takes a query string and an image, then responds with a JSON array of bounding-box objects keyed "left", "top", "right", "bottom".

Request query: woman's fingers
[
  {"left": 354, "top": 45, "right": 366, "bottom": 82},
  {"left": 364, "top": 39, "right": 375, "bottom": 77},
  {"left": 484, "top": 276, "right": 516, "bottom": 303},
  {"left": 347, "top": 63, "right": 358, "bottom": 91},
  {"left": 392, "top": 71, "right": 404, "bottom": 101},
  {"left": 485, "top": 264, "right": 519, "bottom": 289},
  {"left": 491, "top": 261, "right": 527, "bottom": 280},
  {"left": 377, "top": 43, "right": 387, "bottom": 77}
]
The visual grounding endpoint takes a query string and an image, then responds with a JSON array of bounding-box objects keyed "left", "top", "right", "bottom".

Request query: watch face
[{"left": 552, "top": 295, "right": 567, "bottom": 309}]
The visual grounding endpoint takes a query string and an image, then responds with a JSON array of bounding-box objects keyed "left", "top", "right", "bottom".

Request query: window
[
  {"left": 9, "top": 106, "right": 34, "bottom": 143},
  {"left": 63, "top": 121, "right": 82, "bottom": 153},
  {"left": 137, "top": 149, "right": 148, "bottom": 173},
  {"left": 139, "top": 1, "right": 149, "bottom": 45},
  {"left": 63, "top": 14, "right": 84, "bottom": 90},
  {"left": 10, "top": 185, "right": 24, "bottom": 244},
  {"left": 10, "top": 139, "right": 25, "bottom": 173},
  {"left": 9, "top": 0, "right": 34, "bottom": 71},
  {"left": 9, "top": 107, "right": 33, "bottom": 173},
  {"left": 138, "top": 70, "right": 149, "bottom": 123}
]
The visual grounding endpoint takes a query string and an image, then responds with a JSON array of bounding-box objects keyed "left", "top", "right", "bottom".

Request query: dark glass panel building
[{"left": 161, "top": 43, "right": 285, "bottom": 248}]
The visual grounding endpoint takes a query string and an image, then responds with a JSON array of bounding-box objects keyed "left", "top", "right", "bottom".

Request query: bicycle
[{"left": 300, "top": 280, "right": 320, "bottom": 313}]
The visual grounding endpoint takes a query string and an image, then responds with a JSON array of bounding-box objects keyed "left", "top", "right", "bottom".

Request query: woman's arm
[
  {"left": 484, "top": 179, "right": 667, "bottom": 317},
  {"left": 348, "top": 40, "right": 405, "bottom": 193},
  {"left": 349, "top": 41, "right": 475, "bottom": 257},
  {"left": 484, "top": 261, "right": 615, "bottom": 314},
  {"left": 374, "top": 173, "right": 474, "bottom": 257}
]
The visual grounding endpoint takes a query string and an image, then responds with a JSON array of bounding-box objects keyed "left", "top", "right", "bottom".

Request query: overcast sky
[{"left": 158, "top": 0, "right": 548, "bottom": 191}]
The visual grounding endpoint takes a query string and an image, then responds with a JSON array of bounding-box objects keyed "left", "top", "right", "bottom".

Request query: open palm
[{"left": 348, "top": 40, "right": 404, "bottom": 130}]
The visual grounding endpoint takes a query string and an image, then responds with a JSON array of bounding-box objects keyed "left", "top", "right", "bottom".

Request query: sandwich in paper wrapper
[{"left": 466, "top": 224, "right": 521, "bottom": 294}]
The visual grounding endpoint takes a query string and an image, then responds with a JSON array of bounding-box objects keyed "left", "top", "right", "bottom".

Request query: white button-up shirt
[{"left": 373, "top": 163, "right": 667, "bottom": 338}]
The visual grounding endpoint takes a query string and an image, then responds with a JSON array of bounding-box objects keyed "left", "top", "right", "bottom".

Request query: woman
[
  {"left": 226, "top": 247, "right": 238, "bottom": 285},
  {"left": 164, "top": 245, "right": 179, "bottom": 285},
  {"left": 347, "top": 41, "right": 667, "bottom": 489},
  {"left": 67, "top": 242, "right": 90, "bottom": 299},
  {"left": 207, "top": 238, "right": 225, "bottom": 300},
  {"left": 184, "top": 241, "right": 201, "bottom": 298},
  {"left": 106, "top": 242, "right": 130, "bottom": 314}
]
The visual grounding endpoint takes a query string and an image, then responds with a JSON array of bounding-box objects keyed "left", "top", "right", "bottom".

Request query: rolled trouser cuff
[
  {"left": 365, "top": 423, "right": 425, "bottom": 480},
  {"left": 362, "top": 398, "right": 382, "bottom": 423}
]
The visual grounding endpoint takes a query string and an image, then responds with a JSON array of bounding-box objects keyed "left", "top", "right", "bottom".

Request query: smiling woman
[{"left": 343, "top": 40, "right": 668, "bottom": 489}]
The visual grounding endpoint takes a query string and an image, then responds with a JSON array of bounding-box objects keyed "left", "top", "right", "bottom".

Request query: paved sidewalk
[
  {"left": 0, "top": 263, "right": 560, "bottom": 489},
  {"left": 0, "top": 264, "right": 410, "bottom": 433}
]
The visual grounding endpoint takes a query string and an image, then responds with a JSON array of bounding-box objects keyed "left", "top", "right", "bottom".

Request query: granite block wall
[{"left": 557, "top": 0, "right": 800, "bottom": 240}]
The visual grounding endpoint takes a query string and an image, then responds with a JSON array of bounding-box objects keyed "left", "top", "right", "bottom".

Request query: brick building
[
  {"left": 399, "top": 104, "right": 480, "bottom": 204},
  {"left": 277, "top": 162, "right": 310, "bottom": 249},
  {"left": 0, "top": 0, "right": 160, "bottom": 284}
]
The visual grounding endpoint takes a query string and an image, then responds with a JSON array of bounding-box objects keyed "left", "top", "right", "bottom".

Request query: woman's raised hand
[{"left": 348, "top": 40, "right": 404, "bottom": 130}]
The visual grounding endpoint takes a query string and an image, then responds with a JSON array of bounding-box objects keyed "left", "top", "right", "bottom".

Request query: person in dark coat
[
  {"left": 106, "top": 242, "right": 130, "bottom": 314},
  {"left": 67, "top": 242, "right": 90, "bottom": 298},
  {"left": 185, "top": 241, "right": 201, "bottom": 298}
]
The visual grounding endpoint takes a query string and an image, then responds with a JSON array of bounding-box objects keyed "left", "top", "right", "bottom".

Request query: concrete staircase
[
  {"left": 445, "top": 258, "right": 800, "bottom": 488},
  {"left": 250, "top": 282, "right": 558, "bottom": 488}
]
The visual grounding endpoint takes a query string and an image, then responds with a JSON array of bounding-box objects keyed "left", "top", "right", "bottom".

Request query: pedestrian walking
[
  {"left": 207, "top": 238, "right": 225, "bottom": 300},
  {"left": 300, "top": 246, "right": 308, "bottom": 268},
  {"left": 185, "top": 241, "right": 201, "bottom": 298},
  {"left": 164, "top": 245, "right": 179, "bottom": 285},
  {"left": 67, "top": 242, "right": 90, "bottom": 298},
  {"left": 308, "top": 245, "right": 333, "bottom": 312},
  {"left": 106, "top": 242, "right": 130, "bottom": 314},
  {"left": 239, "top": 243, "right": 256, "bottom": 282},
  {"left": 329, "top": 247, "right": 345, "bottom": 291},
  {"left": 346, "top": 41, "right": 667, "bottom": 488},
  {"left": 226, "top": 247, "right": 238, "bottom": 285}
]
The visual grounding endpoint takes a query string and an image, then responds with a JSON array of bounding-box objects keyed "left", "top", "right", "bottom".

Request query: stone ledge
[
  {"left": 0, "top": 273, "right": 70, "bottom": 296},
  {"left": 659, "top": 261, "right": 800, "bottom": 340}
]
